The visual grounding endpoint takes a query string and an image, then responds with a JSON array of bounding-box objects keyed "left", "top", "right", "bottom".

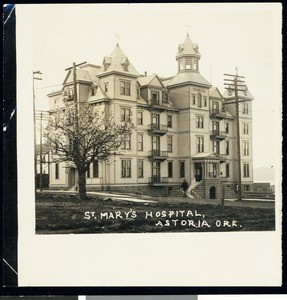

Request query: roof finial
[
  {"left": 115, "top": 33, "right": 120, "bottom": 47},
  {"left": 185, "top": 24, "right": 191, "bottom": 37}
]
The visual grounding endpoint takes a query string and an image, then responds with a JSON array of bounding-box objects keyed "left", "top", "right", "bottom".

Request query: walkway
[{"left": 38, "top": 189, "right": 275, "bottom": 209}]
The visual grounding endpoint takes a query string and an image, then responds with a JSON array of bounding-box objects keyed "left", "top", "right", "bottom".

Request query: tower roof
[
  {"left": 99, "top": 44, "right": 139, "bottom": 77},
  {"left": 176, "top": 34, "right": 201, "bottom": 59},
  {"left": 166, "top": 71, "right": 211, "bottom": 88}
]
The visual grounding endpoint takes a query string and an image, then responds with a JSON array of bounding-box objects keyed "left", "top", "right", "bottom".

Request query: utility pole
[
  {"left": 33, "top": 70, "right": 42, "bottom": 191},
  {"left": 65, "top": 62, "right": 87, "bottom": 132},
  {"left": 64, "top": 62, "right": 86, "bottom": 191},
  {"left": 36, "top": 110, "right": 49, "bottom": 190},
  {"left": 40, "top": 112, "right": 43, "bottom": 191},
  {"left": 223, "top": 68, "right": 251, "bottom": 201}
]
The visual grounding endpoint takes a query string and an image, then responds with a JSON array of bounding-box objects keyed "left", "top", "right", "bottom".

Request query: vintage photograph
[
  {"left": 30, "top": 4, "right": 280, "bottom": 235},
  {"left": 15, "top": 3, "right": 282, "bottom": 288}
]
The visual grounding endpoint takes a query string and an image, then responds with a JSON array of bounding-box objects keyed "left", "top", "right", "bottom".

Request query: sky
[{"left": 26, "top": 3, "right": 282, "bottom": 169}]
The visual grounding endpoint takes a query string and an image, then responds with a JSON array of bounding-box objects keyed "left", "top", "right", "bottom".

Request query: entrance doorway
[
  {"left": 68, "top": 168, "right": 76, "bottom": 188},
  {"left": 210, "top": 186, "right": 216, "bottom": 199},
  {"left": 194, "top": 163, "right": 203, "bottom": 182}
]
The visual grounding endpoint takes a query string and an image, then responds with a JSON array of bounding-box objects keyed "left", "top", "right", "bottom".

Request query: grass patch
[{"left": 36, "top": 194, "right": 275, "bottom": 234}]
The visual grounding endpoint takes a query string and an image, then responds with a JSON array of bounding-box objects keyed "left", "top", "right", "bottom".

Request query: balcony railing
[
  {"left": 210, "top": 130, "right": 227, "bottom": 140},
  {"left": 148, "top": 124, "right": 168, "bottom": 135},
  {"left": 147, "top": 99, "right": 169, "bottom": 109},
  {"left": 149, "top": 176, "right": 169, "bottom": 185},
  {"left": 209, "top": 109, "right": 226, "bottom": 119},
  {"left": 148, "top": 150, "right": 168, "bottom": 161}
]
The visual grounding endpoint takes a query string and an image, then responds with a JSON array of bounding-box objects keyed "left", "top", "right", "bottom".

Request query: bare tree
[{"left": 45, "top": 102, "right": 134, "bottom": 200}]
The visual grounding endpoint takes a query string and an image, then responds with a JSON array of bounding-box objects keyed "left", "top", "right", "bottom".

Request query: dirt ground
[{"left": 35, "top": 193, "right": 276, "bottom": 234}]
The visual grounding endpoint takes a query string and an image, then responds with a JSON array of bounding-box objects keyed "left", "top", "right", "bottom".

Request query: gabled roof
[
  {"left": 192, "top": 152, "right": 224, "bottom": 162},
  {"left": 98, "top": 44, "right": 139, "bottom": 77},
  {"left": 223, "top": 85, "right": 254, "bottom": 100},
  {"left": 137, "top": 73, "right": 164, "bottom": 88},
  {"left": 166, "top": 71, "right": 211, "bottom": 88},
  {"left": 209, "top": 86, "right": 223, "bottom": 99}
]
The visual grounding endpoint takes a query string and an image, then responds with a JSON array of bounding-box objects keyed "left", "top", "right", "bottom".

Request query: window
[
  {"left": 167, "top": 136, "right": 173, "bottom": 153},
  {"left": 87, "top": 165, "right": 90, "bottom": 178},
  {"left": 225, "top": 122, "right": 229, "bottom": 134},
  {"left": 138, "top": 160, "right": 144, "bottom": 178},
  {"left": 179, "top": 161, "right": 185, "bottom": 178},
  {"left": 203, "top": 97, "right": 207, "bottom": 107},
  {"left": 243, "top": 123, "right": 249, "bottom": 134},
  {"left": 121, "top": 134, "right": 131, "bottom": 150},
  {"left": 137, "top": 88, "right": 140, "bottom": 99},
  {"left": 213, "top": 141, "right": 220, "bottom": 154},
  {"left": 138, "top": 134, "right": 143, "bottom": 151},
  {"left": 152, "top": 113, "right": 160, "bottom": 125},
  {"left": 196, "top": 136, "right": 204, "bottom": 153},
  {"left": 104, "top": 82, "right": 109, "bottom": 92},
  {"left": 196, "top": 116, "right": 204, "bottom": 128},
  {"left": 192, "top": 95, "right": 196, "bottom": 105},
  {"left": 226, "top": 163, "right": 230, "bottom": 178},
  {"left": 93, "top": 160, "right": 99, "bottom": 178},
  {"left": 167, "top": 115, "right": 172, "bottom": 128},
  {"left": 168, "top": 161, "right": 173, "bottom": 178},
  {"left": 122, "top": 160, "right": 131, "bottom": 178},
  {"left": 120, "top": 107, "right": 131, "bottom": 122},
  {"left": 55, "top": 163, "right": 59, "bottom": 179},
  {"left": 212, "top": 101, "right": 219, "bottom": 114},
  {"left": 212, "top": 121, "right": 220, "bottom": 134},
  {"left": 122, "top": 64, "right": 128, "bottom": 71},
  {"left": 179, "top": 62, "right": 184, "bottom": 71},
  {"left": 163, "top": 93, "right": 168, "bottom": 103},
  {"left": 151, "top": 91, "right": 160, "bottom": 105},
  {"left": 185, "top": 58, "right": 192, "bottom": 70},
  {"left": 226, "top": 141, "right": 230, "bottom": 155},
  {"left": 193, "top": 59, "right": 198, "bottom": 70},
  {"left": 152, "top": 135, "right": 160, "bottom": 151},
  {"left": 197, "top": 94, "right": 202, "bottom": 107},
  {"left": 243, "top": 163, "right": 250, "bottom": 178},
  {"left": 152, "top": 162, "right": 161, "bottom": 178},
  {"left": 120, "top": 81, "right": 131, "bottom": 95},
  {"left": 243, "top": 141, "right": 249, "bottom": 156},
  {"left": 91, "top": 88, "right": 95, "bottom": 96},
  {"left": 243, "top": 103, "right": 248, "bottom": 114},
  {"left": 138, "top": 111, "right": 143, "bottom": 125}
]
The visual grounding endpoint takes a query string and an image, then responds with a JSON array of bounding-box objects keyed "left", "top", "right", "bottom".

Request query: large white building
[{"left": 47, "top": 35, "right": 254, "bottom": 199}]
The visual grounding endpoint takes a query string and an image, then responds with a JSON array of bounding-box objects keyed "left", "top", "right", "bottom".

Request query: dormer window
[
  {"left": 121, "top": 57, "right": 130, "bottom": 72},
  {"left": 103, "top": 56, "right": 112, "bottom": 72},
  {"left": 91, "top": 86, "right": 98, "bottom": 96},
  {"left": 151, "top": 91, "right": 159, "bottom": 105}
]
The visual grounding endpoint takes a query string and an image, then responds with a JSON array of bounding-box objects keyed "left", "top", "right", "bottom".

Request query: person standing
[{"left": 181, "top": 179, "right": 189, "bottom": 198}]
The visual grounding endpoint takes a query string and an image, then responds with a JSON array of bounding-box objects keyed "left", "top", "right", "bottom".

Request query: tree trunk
[{"left": 78, "top": 170, "right": 88, "bottom": 200}]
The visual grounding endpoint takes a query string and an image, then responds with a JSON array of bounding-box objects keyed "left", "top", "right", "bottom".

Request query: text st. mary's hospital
[{"left": 47, "top": 34, "right": 253, "bottom": 199}]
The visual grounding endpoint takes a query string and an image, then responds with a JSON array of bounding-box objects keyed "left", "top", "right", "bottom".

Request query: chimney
[{"left": 144, "top": 71, "right": 147, "bottom": 76}]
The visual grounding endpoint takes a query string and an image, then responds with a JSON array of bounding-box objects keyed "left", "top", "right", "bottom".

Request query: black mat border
[{"left": 1, "top": 0, "right": 286, "bottom": 295}]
